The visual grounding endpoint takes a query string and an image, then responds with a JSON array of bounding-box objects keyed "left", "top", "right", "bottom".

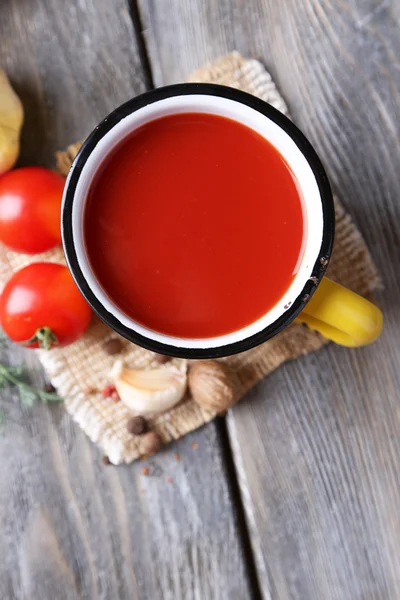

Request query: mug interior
[{"left": 63, "top": 86, "right": 333, "bottom": 356}]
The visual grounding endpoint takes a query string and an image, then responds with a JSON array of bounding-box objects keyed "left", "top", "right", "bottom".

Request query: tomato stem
[{"left": 23, "top": 327, "right": 59, "bottom": 350}]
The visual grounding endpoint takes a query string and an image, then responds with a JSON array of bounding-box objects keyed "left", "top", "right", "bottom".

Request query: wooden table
[{"left": 1, "top": 1, "right": 400, "bottom": 598}]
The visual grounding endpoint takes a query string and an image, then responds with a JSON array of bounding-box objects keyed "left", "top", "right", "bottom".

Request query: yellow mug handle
[{"left": 295, "top": 278, "right": 383, "bottom": 347}]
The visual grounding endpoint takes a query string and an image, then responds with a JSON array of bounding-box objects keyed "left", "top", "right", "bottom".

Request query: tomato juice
[{"left": 84, "top": 112, "right": 305, "bottom": 338}]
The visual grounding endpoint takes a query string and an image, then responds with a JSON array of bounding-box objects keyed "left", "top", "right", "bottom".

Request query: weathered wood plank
[
  {"left": 138, "top": 0, "right": 400, "bottom": 598},
  {"left": 0, "top": 1, "right": 253, "bottom": 598},
  {"left": 1, "top": 0, "right": 147, "bottom": 163}
]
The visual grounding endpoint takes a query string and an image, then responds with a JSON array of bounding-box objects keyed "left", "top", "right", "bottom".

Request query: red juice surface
[{"left": 84, "top": 113, "right": 305, "bottom": 338}]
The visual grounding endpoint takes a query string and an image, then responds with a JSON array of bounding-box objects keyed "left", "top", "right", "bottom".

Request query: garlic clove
[
  {"left": 0, "top": 69, "right": 24, "bottom": 175},
  {"left": 111, "top": 360, "right": 187, "bottom": 415}
]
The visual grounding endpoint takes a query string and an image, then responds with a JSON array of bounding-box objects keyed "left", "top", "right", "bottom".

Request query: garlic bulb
[
  {"left": 111, "top": 360, "right": 187, "bottom": 415},
  {"left": 0, "top": 69, "right": 24, "bottom": 175}
]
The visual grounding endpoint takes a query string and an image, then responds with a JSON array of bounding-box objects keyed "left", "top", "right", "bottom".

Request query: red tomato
[
  {"left": 0, "top": 263, "right": 92, "bottom": 348},
  {"left": 0, "top": 167, "right": 65, "bottom": 254}
]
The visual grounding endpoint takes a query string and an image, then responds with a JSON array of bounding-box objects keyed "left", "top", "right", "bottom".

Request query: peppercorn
[
  {"left": 153, "top": 353, "right": 170, "bottom": 364},
  {"left": 102, "top": 384, "right": 116, "bottom": 398},
  {"left": 83, "top": 386, "right": 96, "bottom": 395},
  {"left": 111, "top": 390, "right": 120, "bottom": 402},
  {"left": 102, "top": 338, "right": 123, "bottom": 356},
  {"left": 140, "top": 431, "right": 162, "bottom": 456},
  {"left": 127, "top": 415, "right": 147, "bottom": 435}
]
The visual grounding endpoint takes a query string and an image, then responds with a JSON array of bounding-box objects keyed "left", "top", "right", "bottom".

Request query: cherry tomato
[
  {"left": 0, "top": 167, "right": 65, "bottom": 254},
  {"left": 0, "top": 263, "right": 92, "bottom": 348}
]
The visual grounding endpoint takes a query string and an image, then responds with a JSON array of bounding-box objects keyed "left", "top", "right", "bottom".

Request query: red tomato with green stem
[
  {"left": 0, "top": 167, "right": 65, "bottom": 254},
  {"left": 0, "top": 263, "right": 92, "bottom": 348}
]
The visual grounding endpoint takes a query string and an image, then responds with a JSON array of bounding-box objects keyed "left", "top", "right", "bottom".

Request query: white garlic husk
[
  {"left": 0, "top": 69, "right": 24, "bottom": 175},
  {"left": 111, "top": 360, "right": 187, "bottom": 415}
]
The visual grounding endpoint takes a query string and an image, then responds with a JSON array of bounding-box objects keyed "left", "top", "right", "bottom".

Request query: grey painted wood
[
  {"left": 0, "top": 2, "right": 253, "bottom": 599},
  {"left": 138, "top": 0, "right": 400, "bottom": 598}
]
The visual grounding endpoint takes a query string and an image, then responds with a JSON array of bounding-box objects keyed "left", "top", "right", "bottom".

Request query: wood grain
[
  {"left": 138, "top": 0, "right": 400, "bottom": 598},
  {"left": 0, "top": 1, "right": 253, "bottom": 598}
]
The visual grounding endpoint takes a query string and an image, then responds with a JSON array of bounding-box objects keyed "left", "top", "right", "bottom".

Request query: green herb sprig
[{"left": 0, "top": 363, "right": 61, "bottom": 407}]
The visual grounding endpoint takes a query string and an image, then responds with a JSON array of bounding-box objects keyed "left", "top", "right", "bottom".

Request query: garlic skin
[
  {"left": 0, "top": 69, "right": 24, "bottom": 175},
  {"left": 111, "top": 360, "right": 187, "bottom": 415}
]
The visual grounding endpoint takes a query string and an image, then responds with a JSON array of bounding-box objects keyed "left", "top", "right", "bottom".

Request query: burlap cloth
[{"left": 0, "top": 53, "right": 379, "bottom": 464}]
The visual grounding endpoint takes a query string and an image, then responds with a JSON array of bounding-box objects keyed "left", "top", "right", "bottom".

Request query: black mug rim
[{"left": 62, "top": 83, "right": 335, "bottom": 359}]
